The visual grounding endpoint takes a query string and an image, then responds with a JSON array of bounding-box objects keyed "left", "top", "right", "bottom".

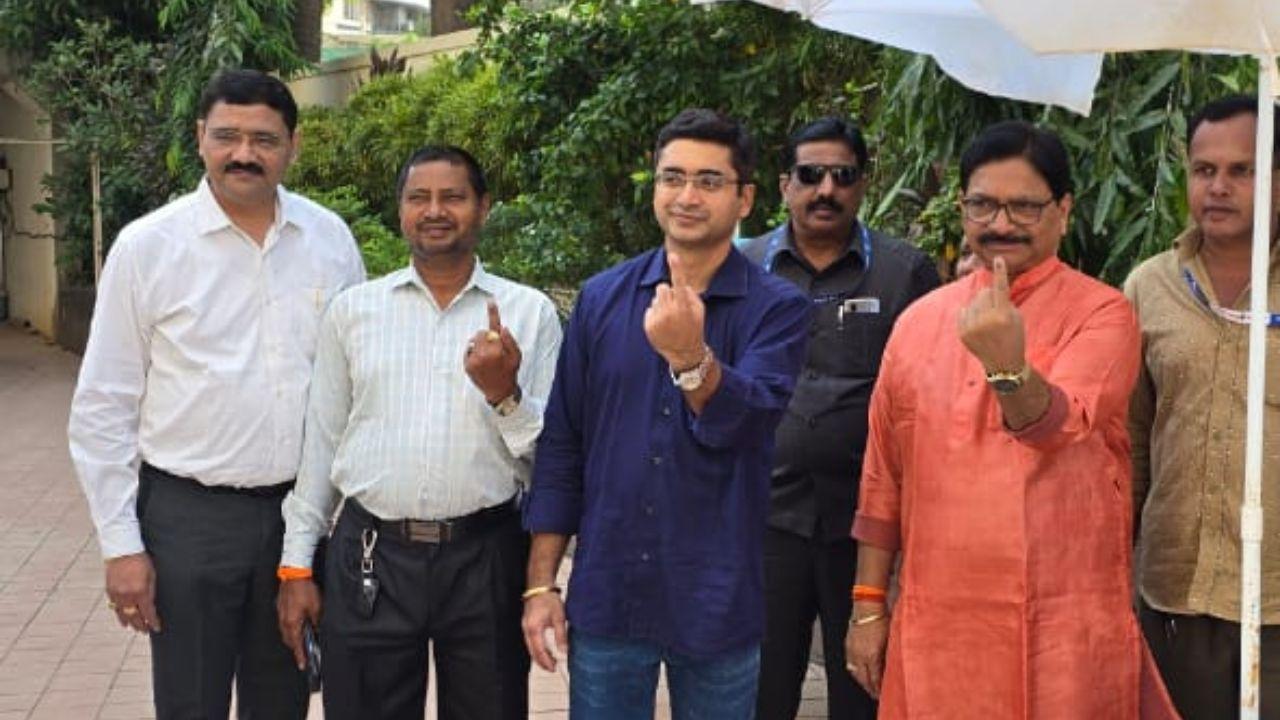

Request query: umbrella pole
[{"left": 1239, "top": 53, "right": 1276, "bottom": 720}]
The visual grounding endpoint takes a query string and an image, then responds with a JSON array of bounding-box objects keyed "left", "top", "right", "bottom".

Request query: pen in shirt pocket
[{"left": 837, "top": 297, "right": 880, "bottom": 328}]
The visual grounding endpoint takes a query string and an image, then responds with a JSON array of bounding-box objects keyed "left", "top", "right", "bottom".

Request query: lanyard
[
  {"left": 1181, "top": 267, "right": 1280, "bottom": 328},
  {"left": 764, "top": 223, "right": 873, "bottom": 279}
]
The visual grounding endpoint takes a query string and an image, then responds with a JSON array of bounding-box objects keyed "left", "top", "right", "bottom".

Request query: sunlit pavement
[{"left": 0, "top": 323, "right": 826, "bottom": 719}]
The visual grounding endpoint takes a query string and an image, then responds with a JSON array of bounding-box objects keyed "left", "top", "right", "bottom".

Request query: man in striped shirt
[{"left": 276, "top": 146, "right": 563, "bottom": 719}]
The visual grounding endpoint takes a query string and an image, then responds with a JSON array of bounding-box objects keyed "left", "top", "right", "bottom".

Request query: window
[{"left": 343, "top": 0, "right": 359, "bottom": 20}]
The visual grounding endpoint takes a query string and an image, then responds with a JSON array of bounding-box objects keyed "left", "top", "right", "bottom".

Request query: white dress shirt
[
  {"left": 68, "top": 179, "right": 366, "bottom": 559},
  {"left": 279, "top": 262, "right": 563, "bottom": 568}
]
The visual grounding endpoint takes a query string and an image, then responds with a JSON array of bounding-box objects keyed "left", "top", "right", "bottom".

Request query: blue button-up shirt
[{"left": 524, "top": 246, "right": 811, "bottom": 657}]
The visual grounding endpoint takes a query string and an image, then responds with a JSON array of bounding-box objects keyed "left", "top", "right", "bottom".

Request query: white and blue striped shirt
[{"left": 281, "top": 261, "right": 562, "bottom": 567}]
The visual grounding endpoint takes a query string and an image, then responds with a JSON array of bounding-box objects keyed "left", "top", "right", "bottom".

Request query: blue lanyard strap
[
  {"left": 764, "top": 224, "right": 873, "bottom": 275},
  {"left": 1181, "top": 267, "right": 1280, "bottom": 328}
]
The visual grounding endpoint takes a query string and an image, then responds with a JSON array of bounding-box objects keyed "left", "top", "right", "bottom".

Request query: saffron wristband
[{"left": 277, "top": 566, "right": 313, "bottom": 582}]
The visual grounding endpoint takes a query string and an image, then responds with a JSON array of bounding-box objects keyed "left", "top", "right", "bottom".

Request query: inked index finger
[
  {"left": 992, "top": 256, "right": 1010, "bottom": 299},
  {"left": 487, "top": 299, "right": 502, "bottom": 332}
]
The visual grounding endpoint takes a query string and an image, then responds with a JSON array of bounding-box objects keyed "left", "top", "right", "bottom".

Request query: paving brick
[{"left": 0, "top": 323, "right": 833, "bottom": 719}]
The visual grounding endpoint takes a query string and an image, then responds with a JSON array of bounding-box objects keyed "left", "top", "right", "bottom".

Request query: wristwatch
[
  {"left": 985, "top": 364, "right": 1031, "bottom": 395},
  {"left": 670, "top": 346, "right": 713, "bottom": 392},
  {"left": 490, "top": 385, "right": 523, "bottom": 416}
]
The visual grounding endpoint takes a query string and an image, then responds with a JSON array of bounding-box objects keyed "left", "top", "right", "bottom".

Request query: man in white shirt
[
  {"left": 276, "top": 145, "right": 562, "bottom": 719},
  {"left": 67, "top": 69, "right": 365, "bottom": 720}
]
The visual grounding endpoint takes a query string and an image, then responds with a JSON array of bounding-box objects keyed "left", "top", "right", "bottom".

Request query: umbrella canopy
[
  {"left": 710, "top": 0, "right": 1104, "bottom": 114},
  {"left": 708, "top": 2, "right": 1277, "bottom": 717}
]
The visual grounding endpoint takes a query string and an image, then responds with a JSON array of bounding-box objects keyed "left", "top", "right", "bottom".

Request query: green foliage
[
  {"left": 289, "top": 60, "right": 507, "bottom": 231},
  {"left": 2, "top": 1, "right": 307, "bottom": 285},
  {"left": 863, "top": 50, "right": 1256, "bottom": 283},
  {"left": 466, "top": 0, "right": 877, "bottom": 286},
  {"left": 23, "top": 20, "right": 173, "bottom": 285},
  {"left": 299, "top": 185, "right": 408, "bottom": 276}
]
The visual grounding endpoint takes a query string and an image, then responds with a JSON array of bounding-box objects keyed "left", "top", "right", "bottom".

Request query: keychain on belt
[{"left": 357, "top": 528, "right": 379, "bottom": 618}]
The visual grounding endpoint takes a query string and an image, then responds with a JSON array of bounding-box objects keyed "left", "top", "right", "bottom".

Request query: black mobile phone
[{"left": 302, "top": 620, "right": 322, "bottom": 692}]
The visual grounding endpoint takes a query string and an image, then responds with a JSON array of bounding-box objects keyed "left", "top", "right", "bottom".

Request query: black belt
[
  {"left": 347, "top": 497, "right": 518, "bottom": 544},
  {"left": 140, "top": 462, "right": 294, "bottom": 499}
]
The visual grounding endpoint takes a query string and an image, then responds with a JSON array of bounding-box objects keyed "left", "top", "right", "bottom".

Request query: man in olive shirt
[
  {"left": 1126, "top": 95, "right": 1280, "bottom": 720},
  {"left": 740, "top": 117, "right": 940, "bottom": 720}
]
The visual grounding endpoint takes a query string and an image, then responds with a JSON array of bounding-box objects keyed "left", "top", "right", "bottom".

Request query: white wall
[
  {"left": 289, "top": 28, "right": 479, "bottom": 108},
  {"left": 0, "top": 77, "right": 58, "bottom": 339}
]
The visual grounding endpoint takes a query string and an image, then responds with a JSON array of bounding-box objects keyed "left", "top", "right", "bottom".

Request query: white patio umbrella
[{"left": 700, "top": 1, "right": 1278, "bottom": 717}]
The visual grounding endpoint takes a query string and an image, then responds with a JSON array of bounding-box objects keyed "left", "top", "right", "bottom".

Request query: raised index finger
[
  {"left": 668, "top": 251, "right": 689, "bottom": 290},
  {"left": 487, "top": 299, "right": 502, "bottom": 332},
  {"left": 992, "top": 256, "right": 1010, "bottom": 300}
]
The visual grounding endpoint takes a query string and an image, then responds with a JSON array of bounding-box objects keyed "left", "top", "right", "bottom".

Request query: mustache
[
  {"left": 223, "top": 161, "right": 264, "bottom": 175},
  {"left": 806, "top": 197, "right": 844, "bottom": 214},
  {"left": 415, "top": 220, "right": 454, "bottom": 232},
  {"left": 977, "top": 231, "right": 1031, "bottom": 246}
]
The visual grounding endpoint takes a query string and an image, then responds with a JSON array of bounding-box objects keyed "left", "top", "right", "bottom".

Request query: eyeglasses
[
  {"left": 655, "top": 169, "right": 741, "bottom": 193},
  {"left": 959, "top": 195, "right": 1055, "bottom": 225},
  {"left": 791, "top": 164, "right": 860, "bottom": 187},
  {"left": 206, "top": 128, "right": 286, "bottom": 152}
]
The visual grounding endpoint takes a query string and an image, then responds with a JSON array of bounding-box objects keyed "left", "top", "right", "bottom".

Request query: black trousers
[
  {"left": 757, "top": 528, "right": 876, "bottom": 720},
  {"left": 138, "top": 464, "right": 308, "bottom": 720},
  {"left": 321, "top": 500, "right": 530, "bottom": 720},
  {"left": 1140, "top": 600, "right": 1280, "bottom": 720}
]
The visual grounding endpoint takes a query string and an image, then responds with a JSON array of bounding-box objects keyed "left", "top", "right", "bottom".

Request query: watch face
[
  {"left": 675, "top": 372, "right": 704, "bottom": 391},
  {"left": 990, "top": 378, "right": 1021, "bottom": 395}
]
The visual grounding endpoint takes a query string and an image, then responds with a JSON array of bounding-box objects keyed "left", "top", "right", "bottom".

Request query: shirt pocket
[{"left": 821, "top": 311, "right": 894, "bottom": 379}]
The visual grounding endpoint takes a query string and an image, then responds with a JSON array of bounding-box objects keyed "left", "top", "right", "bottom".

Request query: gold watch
[
  {"left": 985, "top": 365, "right": 1031, "bottom": 395},
  {"left": 491, "top": 385, "right": 523, "bottom": 416}
]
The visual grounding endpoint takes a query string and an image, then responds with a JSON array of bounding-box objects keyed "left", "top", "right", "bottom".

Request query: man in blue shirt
[{"left": 521, "top": 108, "right": 811, "bottom": 718}]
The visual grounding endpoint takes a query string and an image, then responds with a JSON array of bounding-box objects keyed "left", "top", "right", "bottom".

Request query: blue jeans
[{"left": 568, "top": 629, "right": 760, "bottom": 720}]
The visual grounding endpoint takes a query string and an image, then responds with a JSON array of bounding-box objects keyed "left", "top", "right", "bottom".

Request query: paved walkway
[{"left": 0, "top": 323, "right": 829, "bottom": 719}]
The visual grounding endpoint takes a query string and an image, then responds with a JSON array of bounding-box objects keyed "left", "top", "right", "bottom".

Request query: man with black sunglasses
[{"left": 740, "top": 117, "right": 940, "bottom": 720}]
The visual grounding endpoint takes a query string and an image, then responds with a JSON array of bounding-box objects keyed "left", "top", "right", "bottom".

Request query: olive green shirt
[{"left": 1124, "top": 227, "right": 1280, "bottom": 623}]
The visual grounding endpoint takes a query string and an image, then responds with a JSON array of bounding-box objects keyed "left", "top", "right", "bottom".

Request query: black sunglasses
[{"left": 791, "top": 163, "right": 861, "bottom": 187}]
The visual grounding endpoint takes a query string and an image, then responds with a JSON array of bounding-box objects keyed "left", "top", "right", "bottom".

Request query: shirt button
[
  {"left": 644, "top": 505, "right": 655, "bottom": 516},
  {"left": 661, "top": 406, "right": 672, "bottom": 417},
  {"left": 651, "top": 456, "right": 663, "bottom": 466},
  {"left": 640, "top": 552, "right": 650, "bottom": 561}
]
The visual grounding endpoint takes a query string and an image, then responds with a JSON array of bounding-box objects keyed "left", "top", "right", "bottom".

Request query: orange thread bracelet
[
  {"left": 277, "top": 566, "right": 313, "bottom": 582},
  {"left": 851, "top": 584, "right": 887, "bottom": 603}
]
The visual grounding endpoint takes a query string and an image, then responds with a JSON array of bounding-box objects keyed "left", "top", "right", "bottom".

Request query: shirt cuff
[
  {"left": 523, "top": 487, "right": 581, "bottom": 535},
  {"left": 489, "top": 392, "right": 540, "bottom": 445},
  {"left": 852, "top": 514, "right": 901, "bottom": 552},
  {"left": 280, "top": 531, "right": 321, "bottom": 569},
  {"left": 97, "top": 520, "right": 146, "bottom": 560},
  {"left": 1009, "top": 383, "right": 1069, "bottom": 444},
  {"left": 690, "top": 362, "right": 752, "bottom": 448}
]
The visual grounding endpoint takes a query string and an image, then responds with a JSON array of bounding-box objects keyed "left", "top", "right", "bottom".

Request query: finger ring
[
  {"left": 485, "top": 330, "right": 500, "bottom": 342},
  {"left": 121, "top": 606, "right": 139, "bottom": 617},
  {"left": 106, "top": 600, "right": 117, "bottom": 610}
]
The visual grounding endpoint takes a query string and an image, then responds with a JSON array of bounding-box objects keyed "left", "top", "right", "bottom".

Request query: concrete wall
[
  {"left": 0, "top": 69, "right": 58, "bottom": 339},
  {"left": 288, "top": 28, "right": 480, "bottom": 108}
]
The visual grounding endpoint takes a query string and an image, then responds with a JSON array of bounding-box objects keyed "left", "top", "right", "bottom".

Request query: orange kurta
[{"left": 853, "top": 258, "right": 1178, "bottom": 719}]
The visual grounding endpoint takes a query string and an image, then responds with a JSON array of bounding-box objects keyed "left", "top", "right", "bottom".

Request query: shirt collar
[
  {"left": 639, "top": 245, "right": 750, "bottom": 299},
  {"left": 193, "top": 177, "right": 297, "bottom": 237},
  {"left": 763, "top": 222, "right": 865, "bottom": 269},
  {"left": 391, "top": 257, "right": 498, "bottom": 299},
  {"left": 1174, "top": 224, "right": 1280, "bottom": 269},
  {"left": 972, "top": 255, "right": 1064, "bottom": 304}
]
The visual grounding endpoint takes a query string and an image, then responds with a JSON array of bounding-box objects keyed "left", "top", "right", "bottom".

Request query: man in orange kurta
[{"left": 843, "top": 121, "right": 1178, "bottom": 719}]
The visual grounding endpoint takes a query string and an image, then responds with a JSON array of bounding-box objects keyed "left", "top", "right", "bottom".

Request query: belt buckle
[{"left": 406, "top": 520, "right": 450, "bottom": 543}]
